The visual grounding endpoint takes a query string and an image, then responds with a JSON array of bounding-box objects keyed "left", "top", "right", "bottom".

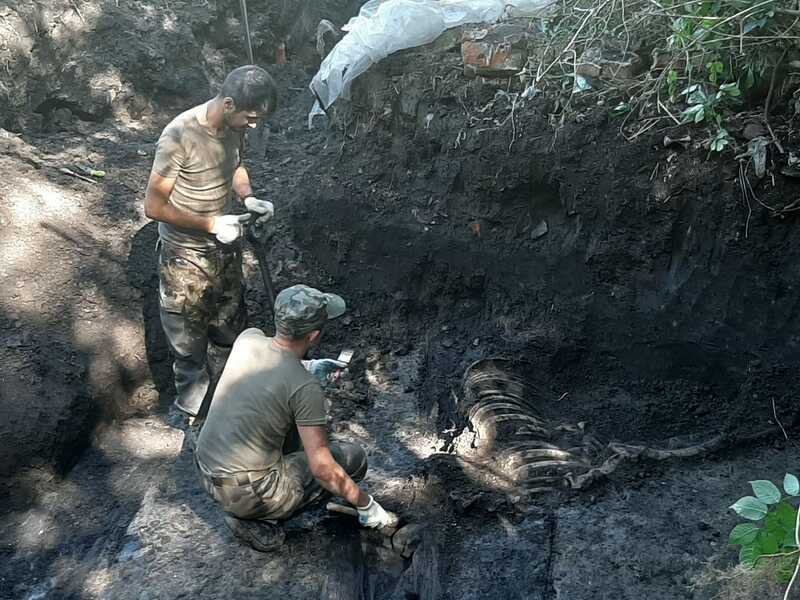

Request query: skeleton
[
  {"left": 454, "top": 358, "right": 739, "bottom": 496},
  {"left": 456, "top": 358, "right": 594, "bottom": 496}
]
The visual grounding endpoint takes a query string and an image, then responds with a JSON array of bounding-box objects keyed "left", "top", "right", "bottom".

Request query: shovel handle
[
  {"left": 326, "top": 502, "right": 359, "bottom": 518},
  {"left": 245, "top": 212, "right": 277, "bottom": 307}
]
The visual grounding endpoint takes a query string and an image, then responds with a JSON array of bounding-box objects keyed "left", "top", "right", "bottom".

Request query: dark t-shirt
[{"left": 196, "top": 329, "right": 327, "bottom": 474}]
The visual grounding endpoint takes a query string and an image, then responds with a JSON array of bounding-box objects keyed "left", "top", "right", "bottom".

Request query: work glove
[
  {"left": 244, "top": 196, "right": 275, "bottom": 226},
  {"left": 357, "top": 496, "right": 397, "bottom": 529},
  {"left": 302, "top": 359, "right": 348, "bottom": 385},
  {"left": 210, "top": 213, "right": 251, "bottom": 244}
]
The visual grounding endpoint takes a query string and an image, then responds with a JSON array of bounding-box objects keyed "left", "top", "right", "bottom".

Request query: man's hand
[
  {"left": 244, "top": 196, "right": 275, "bottom": 225},
  {"left": 302, "top": 359, "right": 348, "bottom": 385},
  {"left": 210, "top": 214, "right": 251, "bottom": 244},
  {"left": 357, "top": 496, "right": 397, "bottom": 529}
]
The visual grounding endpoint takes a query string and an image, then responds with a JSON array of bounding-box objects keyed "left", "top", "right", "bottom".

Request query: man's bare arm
[
  {"left": 144, "top": 172, "right": 213, "bottom": 233},
  {"left": 232, "top": 166, "right": 254, "bottom": 200},
  {"left": 297, "top": 425, "right": 370, "bottom": 508}
]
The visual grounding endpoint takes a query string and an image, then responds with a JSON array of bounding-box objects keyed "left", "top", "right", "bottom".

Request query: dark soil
[
  {"left": 2, "top": 2, "right": 800, "bottom": 599},
  {"left": 293, "top": 45, "right": 800, "bottom": 451}
]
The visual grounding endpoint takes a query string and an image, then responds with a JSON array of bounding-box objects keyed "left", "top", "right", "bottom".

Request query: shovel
[
  {"left": 246, "top": 212, "right": 277, "bottom": 314},
  {"left": 326, "top": 501, "right": 425, "bottom": 558},
  {"left": 191, "top": 214, "right": 276, "bottom": 426}
]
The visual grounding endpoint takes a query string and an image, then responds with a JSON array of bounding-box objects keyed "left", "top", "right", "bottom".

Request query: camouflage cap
[{"left": 274, "top": 284, "right": 346, "bottom": 338}]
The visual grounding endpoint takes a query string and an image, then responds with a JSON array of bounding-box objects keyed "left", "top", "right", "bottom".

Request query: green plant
[
  {"left": 610, "top": 101, "right": 630, "bottom": 117},
  {"left": 666, "top": 69, "right": 680, "bottom": 102},
  {"left": 708, "top": 129, "right": 732, "bottom": 153},
  {"left": 707, "top": 61, "right": 725, "bottom": 85},
  {"left": 729, "top": 474, "right": 800, "bottom": 584},
  {"left": 680, "top": 82, "right": 741, "bottom": 125},
  {"left": 519, "top": 0, "right": 794, "bottom": 152},
  {"left": 680, "top": 81, "right": 741, "bottom": 152}
]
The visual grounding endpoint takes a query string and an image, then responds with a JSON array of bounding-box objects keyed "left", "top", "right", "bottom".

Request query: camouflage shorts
[
  {"left": 157, "top": 240, "right": 245, "bottom": 336},
  {"left": 196, "top": 441, "right": 368, "bottom": 521}
]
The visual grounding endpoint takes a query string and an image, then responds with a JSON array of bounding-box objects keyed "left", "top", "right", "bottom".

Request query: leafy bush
[
  {"left": 523, "top": 0, "right": 797, "bottom": 153},
  {"left": 729, "top": 474, "right": 800, "bottom": 582}
]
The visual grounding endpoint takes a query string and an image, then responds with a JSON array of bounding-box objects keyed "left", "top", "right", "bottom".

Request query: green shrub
[{"left": 729, "top": 474, "right": 800, "bottom": 582}]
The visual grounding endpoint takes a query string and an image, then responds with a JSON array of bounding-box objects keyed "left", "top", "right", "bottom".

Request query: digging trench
[{"left": 3, "top": 3, "right": 800, "bottom": 599}]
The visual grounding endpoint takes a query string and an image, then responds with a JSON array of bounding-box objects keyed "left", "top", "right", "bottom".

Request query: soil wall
[{"left": 286, "top": 40, "right": 800, "bottom": 450}]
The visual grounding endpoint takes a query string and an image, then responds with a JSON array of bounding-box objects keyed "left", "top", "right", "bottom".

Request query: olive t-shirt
[
  {"left": 151, "top": 101, "right": 243, "bottom": 251},
  {"left": 196, "top": 328, "right": 327, "bottom": 474}
]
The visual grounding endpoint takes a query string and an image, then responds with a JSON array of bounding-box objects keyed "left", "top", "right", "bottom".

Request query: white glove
[
  {"left": 302, "top": 359, "right": 348, "bottom": 384},
  {"left": 357, "top": 496, "right": 397, "bottom": 529},
  {"left": 244, "top": 196, "right": 275, "bottom": 225},
  {"left": 210, "top": 213, "right": 251, "bottom": 244}
]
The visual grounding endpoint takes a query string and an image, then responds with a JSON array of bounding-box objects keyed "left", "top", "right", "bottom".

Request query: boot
[{"left": 223, "top": 514, "right": 285, "bottom": 552}]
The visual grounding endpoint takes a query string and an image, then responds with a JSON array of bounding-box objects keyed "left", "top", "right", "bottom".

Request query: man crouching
[{"left": 195, "top": 284, "right": 394, "bottom": 551}]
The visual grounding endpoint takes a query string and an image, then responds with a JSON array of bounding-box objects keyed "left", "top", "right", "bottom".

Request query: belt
[
  {"left": 159, "top": 237, "right": 242, "bottom": 258},
  {"left": 195, "top": 457, "right": 269, "bottom": 488}
]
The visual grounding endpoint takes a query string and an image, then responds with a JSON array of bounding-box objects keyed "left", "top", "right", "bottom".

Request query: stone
[
  {"left": 461, "top": 23, "right": 530, "bottom": 78},
  {"left": 391, "top": 523, "right": 426, "bottom": 559},
  {"left": 743, "top": 122, "right": 767, "bottom": 140},
  {"left": 576, "top": 47, "right": 644, "bottom": 82},
  {"left": 530, "top": 220, "right": 548, "bottom": 240}
]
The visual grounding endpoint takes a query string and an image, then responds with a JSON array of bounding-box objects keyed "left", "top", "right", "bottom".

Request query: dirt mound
[{"left": 0, "top": 0, "right": 362, "bottom": 132}]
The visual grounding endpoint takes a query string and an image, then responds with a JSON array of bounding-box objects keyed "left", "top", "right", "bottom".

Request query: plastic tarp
[{"left": 308, "top": 0, "right": 553, "bottom": 127}]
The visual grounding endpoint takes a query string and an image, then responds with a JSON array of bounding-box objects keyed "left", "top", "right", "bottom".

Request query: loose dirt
[{"left": 3, "top": 2, "right": 800, "bottom": 598}]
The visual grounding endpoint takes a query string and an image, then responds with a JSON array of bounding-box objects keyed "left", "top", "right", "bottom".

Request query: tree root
[{"left": 566, "top": 428, "right": 776, "bottom": 490}]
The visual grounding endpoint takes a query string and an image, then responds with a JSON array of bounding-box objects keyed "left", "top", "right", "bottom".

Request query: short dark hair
[{"left": 219, "top": 65, "right": 277, "bottom": 115}]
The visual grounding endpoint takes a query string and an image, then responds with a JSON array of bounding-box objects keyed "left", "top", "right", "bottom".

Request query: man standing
[
  {"left": 144, "top": 65, "right": 277, "bottom": 417},
  {"left": 195, "top": 285, "right": 395, "bottom": 551}
]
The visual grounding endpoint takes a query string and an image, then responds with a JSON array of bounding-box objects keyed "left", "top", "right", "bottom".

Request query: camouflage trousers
[
  {"left": 157, "top": 239, "right": 246, "bottom": 416},
  {"left": 196, "top": 437, "right": 367, "bottom": 521}
]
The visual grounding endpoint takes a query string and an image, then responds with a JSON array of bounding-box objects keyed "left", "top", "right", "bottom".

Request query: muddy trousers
[
  {"left": 196, "top": 440, "right": 367, "bottom": 521},
  {"left": 157, "top": 240, "right": 246, "bottom": 416}
]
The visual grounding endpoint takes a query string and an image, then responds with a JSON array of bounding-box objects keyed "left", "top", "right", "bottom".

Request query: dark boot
[{"left": 223, "top": 514, "right": 285, "bottom": 552}]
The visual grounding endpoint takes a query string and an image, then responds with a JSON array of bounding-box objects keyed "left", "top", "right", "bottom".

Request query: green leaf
[
  {"left": 719, "top": 82, "right": 741, "bottom": 98},
  {"left": 611, "top": 102, "right": 630, "bottom": 116},
  {"left": 771, "top": 502, "right": 799, "bottom": 548},
  {"left": 667, "top": 69, "right": 678, "bottom": 85},
  {"left": 707, "top": 61, "right": 724, "bottom": 85},
  {"left": 784, "top": 474, "right": 799, "bottom": 496},
  {"left": 774, "top": 502, "right": 797, "bottom": 531},
  {"left": 783, "top": 529, "right": 798, "bottom": 548},
  {"left": 731, "top": 496, "right": 769, "bottom": 521},
  {"left": 743, "top": 67, "right": 756, "bottom": 91},
  {"left": 688, "top": 89, "right": 708, "bottom": 105},
  {"left": 751, "top": 480, "right": 782, "bottom": 505},
  {"left": 743, "top": 17, "right": 768, "bottom": 34},
  {"left": 740, "top": 543, "right": 760, "bottom": 566},
  {"left": 694, "top": 105, "right": 706, "bottom": 123},
  {"left": 756, "top": 529, "right": 779, "bottom": 555},
  {"left": 709, "top": 131, "right": 729, "bottom": 153},
  {"left": 680, "top": 104, "right": 704, "bottom": 124},
  {"left": 730, "top": 523, "right": 760, "bottom": 546}
]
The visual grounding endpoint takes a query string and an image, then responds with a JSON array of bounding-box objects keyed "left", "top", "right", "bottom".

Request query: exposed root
[{"left": 568, "top": 429, "right": 778, "bottom": 490}]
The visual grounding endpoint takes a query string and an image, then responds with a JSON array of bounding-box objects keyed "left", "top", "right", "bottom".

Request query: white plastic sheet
[{"left": 308, "top": 0, "right": 553, "bottom": 127}]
